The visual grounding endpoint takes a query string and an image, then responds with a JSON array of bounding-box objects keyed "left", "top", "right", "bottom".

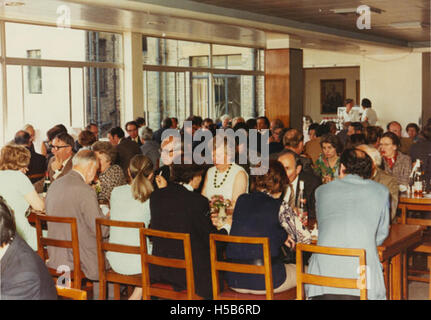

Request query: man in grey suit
[{"left": 45, "top": 150, "right": 108, "bottom": 282}]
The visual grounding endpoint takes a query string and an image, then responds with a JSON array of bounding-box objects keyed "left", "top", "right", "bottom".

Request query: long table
[
  {"left": 378, "top": 224, "right": 424, "bottom": 300},
  {"left": 398, "top": 194, "right": 431, "bottom": 225}
]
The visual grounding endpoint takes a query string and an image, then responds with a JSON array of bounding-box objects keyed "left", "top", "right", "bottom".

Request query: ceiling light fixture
[{"left": 4, "top": 1, "right": 25, "bottom": 6}]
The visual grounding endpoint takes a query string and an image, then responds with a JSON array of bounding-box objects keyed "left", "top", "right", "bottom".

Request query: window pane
[
  {"left": 145, "top": 37, "right": 210, "bottom": 67},
  {"left": 192, "top": 73, "right": 209, "bottom": 119},
  {"left": 212, "top": 44, "right": 257, "bottom": 71},
  {"left": 6, "top": 23, "right": 122, "bottom": 63}
]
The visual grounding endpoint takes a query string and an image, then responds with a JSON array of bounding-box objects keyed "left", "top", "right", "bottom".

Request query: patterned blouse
[
  {"left": 278, "top": 200, "right": 311, "bottom": 244},
  {"left": 314, "top": 154, "right": 340, "bottom": 182},
  {"left": 98, "top": 164, "right": 127, "bottom": 202}
]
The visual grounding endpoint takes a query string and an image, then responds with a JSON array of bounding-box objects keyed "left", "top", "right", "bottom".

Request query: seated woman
[
  {"left": 225, "top": 160, "right": 296, "bottom": 294},
  {"left": 149, "top": 159, "right": 230, "bottom": 300},
  {"left": 107, "top": 154, "right": 164, "bottom": 300},
  {"left": 314, "top": 134, "right": 343, "bottom": 184},
  {"left": 379, "top": 131, "right": 412, "bottom": 187},
  {"left": 0, "top": 145, "right": 45, "bottom": 251},
  {"left": 92, "top": 141, "right": 127, "bottom": 202},
  {"left": 202, "top": 138, "right": 249, "bottom": 209},
  {"left": 77, "top": 129, "right": 97, "bottom": 151}
]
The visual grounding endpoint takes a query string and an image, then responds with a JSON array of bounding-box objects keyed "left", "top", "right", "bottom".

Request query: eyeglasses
[{"left": 50, "top": 145, "right": 71, "bottom": 150}]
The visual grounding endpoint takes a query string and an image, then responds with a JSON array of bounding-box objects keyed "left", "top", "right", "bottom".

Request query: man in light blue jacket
[{"left": 306, "top": 148, "right": 390, "bottom": 300}]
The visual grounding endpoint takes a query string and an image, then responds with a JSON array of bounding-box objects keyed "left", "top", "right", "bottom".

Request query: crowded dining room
[{"left": 0, "top": 0, "right": 430, "bottom": 303}]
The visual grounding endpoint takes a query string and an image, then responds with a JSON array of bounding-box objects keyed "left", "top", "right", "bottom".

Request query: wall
[
  {"left": 303, "top": 48, "right": 423, "bottom": 133},
  {"left": 304, "top": 67, "right": 360, "bottom": 123}
]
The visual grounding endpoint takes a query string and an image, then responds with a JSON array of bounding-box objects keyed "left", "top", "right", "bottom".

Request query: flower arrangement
[{"left": 209, "top": 195, "right": 231, "bottom": 213}]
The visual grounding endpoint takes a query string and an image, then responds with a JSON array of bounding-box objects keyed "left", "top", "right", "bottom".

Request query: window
[{"left": 27, "top": 50, "right": 42, "bottom": 94}]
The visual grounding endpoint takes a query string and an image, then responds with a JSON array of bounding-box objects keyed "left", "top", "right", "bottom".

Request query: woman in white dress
[
  {"left": 107, "top": 154, "right": 165, "bottom": 300},
  {"left": 0, "top": 144, "right": 45, "bottom": 250},
  {"left": 202, "top": 138, "right": 248, "bottom": 208}
]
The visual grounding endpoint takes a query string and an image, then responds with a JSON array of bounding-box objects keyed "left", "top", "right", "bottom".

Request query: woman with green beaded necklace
[{"left": 201, "top": 138, "right": 249, "bottom": 210}]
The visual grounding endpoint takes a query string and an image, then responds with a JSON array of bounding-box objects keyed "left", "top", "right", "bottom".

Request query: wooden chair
[
  {"left": 296, "top": 243, "right": 367, "bottom": 300},
  {"left": 34, "top": 214, "right": 86, "bottom": 290},
  {"left": 139, "top": 228, "right": 202, "bottom": 300},
  {"left": 399, "top": 201, "right": 431, "bottom": 299},
  {"left": 56, "top": 286, "right": 87, "bottom": 300},
  {"left": 95, "top": 218, "right": 146, "bottom": 300},
  {"left": 209, "top": 233, "right": 296, "bottom": 300}
]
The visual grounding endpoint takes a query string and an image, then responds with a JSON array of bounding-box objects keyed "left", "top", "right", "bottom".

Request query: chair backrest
[
  {"left": 139, "top": 228, "right": 196, "bottom": 300},
  {"left": 209, "top": 233, "right": 275, "bottom": 300},
  {"left": 56, "top": 285, "right": 87, "bottom": 300},
  {"left": 95, "top": 218, "right": 146, "bottom": 279},
  {"left": 34, "top": 213, "right": 81, "bottom": 289},
  {"left": 296, "top": 243, "right": 367, "bottom": 300}
]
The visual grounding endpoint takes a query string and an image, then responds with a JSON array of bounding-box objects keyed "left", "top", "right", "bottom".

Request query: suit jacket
[
  {"left": 372, "top": 168, "right": 399, "bottom": 222},
  {"left": 47, "top": 155, "right": 74, "bottom": 182},
  {"left": 27, "top": 148, "right": 47, "bottom": 184},
  {"left": 126, "top": 135, "right": 143, "bottom": 147},
  {"left": 295, "top": 170, "right": 322, "bottom": 221},
  {"left": 0, "top": 235, "right": 57, "bottom": 300},
  {"left": 45, "top": 170, "right": 108, "bottom": 281},
  {"left": 304, "top": 137, "right": 322, "bottom": 165},
  {"left": 115, "top": 138, "right": 141, "bottom": 175},
  {"left": 399, "top": 137, "right": 413, "bottom": 155},
  {"left": 307, "top": 174, "right": 389, "bottom": 300},
  {"left": 149, "top": 183, "right": 226, "bottom": 299}
]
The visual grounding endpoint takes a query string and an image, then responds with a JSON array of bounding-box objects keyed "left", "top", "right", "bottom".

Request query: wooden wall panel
[
  {"left": 265, "top": 49, "right": 291, "bottom": 127},
  {"left": 422, "top": 53, "right": 431, "bottom": 126}
]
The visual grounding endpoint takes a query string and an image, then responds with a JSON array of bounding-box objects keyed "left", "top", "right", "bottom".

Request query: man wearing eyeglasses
[
  {"left": 125, "top": 121, "right": 142, "bottom": 147},
  {"left": 47, "top": 132, "right": 75, "bottom": 182}
]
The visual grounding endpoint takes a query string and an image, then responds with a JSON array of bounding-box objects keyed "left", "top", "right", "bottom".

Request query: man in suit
[
  {"left": 387, "top": 121, "right": 413, "bottom": 155},
  {"left": 47, "top": 132, "right": 74, "bottom": 182},
  {"left": 108, "top": 126, "right": 141, "bottom": 175},
  {"left": 45, "top": 150, "right": 108, "bottom": 282},
  {"left": 125, "top": 120, "right": 142, "bottom": 146},
  {"left": 153, "top": 117, "right": 173, "bottom": 145},
  {"left": 0, "top": 196, "right": 57, "bottom": 300},
  {"left": 278, "top": 149, "right": 321, "bottom": 222},
  {"left": 14, "top": 130, "right": 47, "bottom": 184}
]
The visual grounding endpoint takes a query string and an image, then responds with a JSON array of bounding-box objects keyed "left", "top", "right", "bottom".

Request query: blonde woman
[
  {"left": 0, "top": 144, "right": 44, "bottom": 250},
  {"left": 106, "top": 154, "right": 164, "bottom": 300}
]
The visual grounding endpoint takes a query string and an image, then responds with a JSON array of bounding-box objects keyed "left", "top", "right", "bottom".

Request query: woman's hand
[
  {"left": 284, "top": 234, "right": 296, "bottom": 249},
  {"left": 155, "top": 175, "right": 168, "bottom": 189}
]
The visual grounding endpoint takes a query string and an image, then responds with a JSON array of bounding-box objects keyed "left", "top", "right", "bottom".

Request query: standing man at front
[
  {"left": 45, "top": 150, "right": 108, "bottom": 284},
  {"left": 48, "top": 132, "right": 75, "bottom": 182},
  {"left": 340, "top": 99, "right": 360, "bottom": 123},
  {"left": 306, "top": 148, "right": 390, "bottom": 300}
]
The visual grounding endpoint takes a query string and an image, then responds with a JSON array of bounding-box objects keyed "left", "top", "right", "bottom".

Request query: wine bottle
[
  {"left": 42, "top": 171, "right": 50, "bottom": 197},
  {"left": 296, "top": 180, "right": 308, "bottom": 226}
]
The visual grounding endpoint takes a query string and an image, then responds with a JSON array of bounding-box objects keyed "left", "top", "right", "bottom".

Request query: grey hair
[
  {"left": 357, "top": 144, "right": 382, "bottom": 167},
  {"left": 220, "top": 114, "right": 231, "bottom": 121},
  {"left": 139, "top": 126, "right": 153, "bottom": 141},
  {"left": 22, "top": 124, "right": 34, "bottom": 131},
  {"left": 72, "top": 149, "right": 98, "bottom": 167}
]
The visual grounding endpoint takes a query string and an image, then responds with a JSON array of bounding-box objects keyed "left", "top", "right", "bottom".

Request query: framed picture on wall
[{"left": 320, "top": 79, "right": 346, "bottom": 114}]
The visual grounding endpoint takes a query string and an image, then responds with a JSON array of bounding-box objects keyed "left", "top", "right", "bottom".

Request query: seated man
[
  {"left": 48, "top": 132, "right": 75, "bottom": 182},
  {"left": 357, "top": 144, "right": 399, "bottom": 222},
  {"left": 0, "top": 196, "right": 57, "bottom": 300},
  {"left": 14, "top": 130, "right": 47, "bottom": 185},
  {"left": 108, "top": 126, "right": 141, "bottom": 176},
  {"left": 306, "top": 148, "right": 390, "bottom": 300},
  {"left": 277, "top": 149, "right": 321, "bottom": 222},
  {"left": 387, "top": 121, "right": 413, "bottom": 155},
  {"left": 125, "top": 121, "right": 142, "bottom": 146},
  {"left": 139, "top": 126, "right": 160, "bottom": 170},
  {"left": 45, "top": 150, "right": 108, "bottom": 282}
]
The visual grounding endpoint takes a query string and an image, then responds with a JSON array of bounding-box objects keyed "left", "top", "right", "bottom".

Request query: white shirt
[
  {"left": 341, "top": 108, "right": 360, "bottom": 123},
  {"left": 361, "top": 108, "right": 377, "bottom": 125},
  {"left": 0, "top": 243, "right": 10, "bottom": 262},
  {"left": 283, "top": 175, "right": 299, "bottom": 203}
]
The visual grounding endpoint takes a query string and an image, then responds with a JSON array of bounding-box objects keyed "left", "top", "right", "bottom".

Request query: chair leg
[
  {"left": 99, "top": 280, "right": 106, "bottom": 300},
  {"left": 428, "top": 256, "right": 431, "bottom": 300},
  {"left": 114, "top": 283, "right": 121, "bottom": 300}
]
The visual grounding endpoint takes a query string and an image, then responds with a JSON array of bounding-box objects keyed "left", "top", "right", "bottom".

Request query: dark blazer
[
  {"left": 27, "top": 148, "right": 47, "bottom": 184},
  {"left": 225, "top": 192, "right": 287, "bottom": 291},
  {"left": 149, "top": 183, "right": 226, "bottom": 299},
  {"left": 295, "top": 170, "right": 322, "bottom": 221},
  {"left": 126, "top": 135, "right": 143, "bottom": 147},
  {"left": 115, "top": 138, "right": 141, "bottom": 175},
  {"left": 0, "top": 235, "right": 57, "bottom": 300}
]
